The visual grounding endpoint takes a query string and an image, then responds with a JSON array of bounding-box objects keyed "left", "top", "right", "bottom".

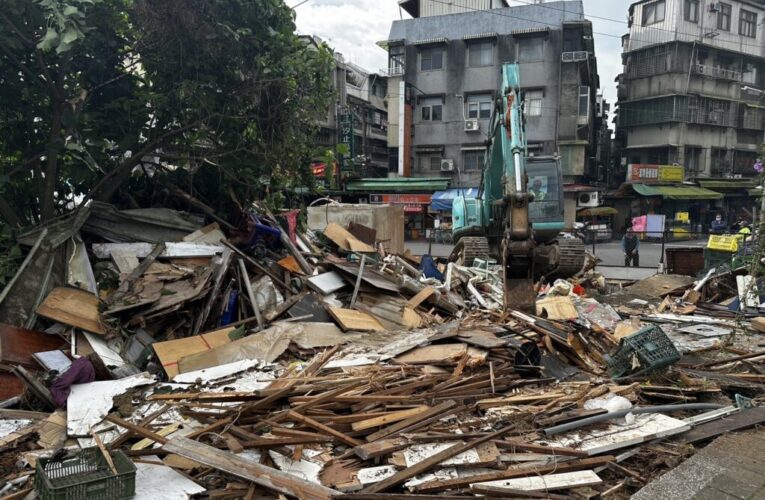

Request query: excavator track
[
  {"left": 549, "top": 237, "right": 586, "bottom": 279},
  {"left": 449, "top": 236, "right": 490, "bottom": 267}
]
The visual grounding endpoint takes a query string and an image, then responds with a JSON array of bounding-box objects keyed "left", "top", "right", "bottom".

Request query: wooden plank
[
  {"left": 277, "top": 255, "right": 304, "bottom": 275},
  {"left": 471, "top": 470, "right": 602, "bottom": 492},
  {"left": 106, "top": 414, "right": 169, "bottom": 445},
  {"left": 0, "top": 323, "right": 67, "bottom": 369},
  {"left": 412, "top": 456, "right": 614, "bottom": 493},
  {"left": 288, "top": 411, "right": 363, "bottom": 447},
  {"left": 36, "top": 287, "right": 105, "bottom": 334},
  {"left": 352, "top": 438, "right": 409, "bottom": 460},
  {"left": 327, "top": 307, "right": 385, "bottom": 332},
  {"left": 366, "top": 401, "right": 458, "bottom": 442},
  {"left": 163, "top": 436, "right": 340, "bottom": 500},
  {"left": 360, "top": 425, "right": 516, "bottom": 493},
  {"left": 494, "top": 440, "right": 590, "bottom": 458},
  {"left": 394, "top": 344, "right": 487, "bottom": 366},
  {"left": 92, "top": 242, "right": 223, "bottom": 259},
  {"left": 351, "top": 406, "right": 430, "bottom": 432},
  {"left": 679, "top": 406, "right": 765, "bottom": 444},
  {"left": 406, "top": 287, "right": 435, "bottom": 309},
  {"left": 324, "top": 223, "right": 375, "bottom": 252},
  {"left": 111, "top": 250, "right": 139, "bottom": 274}
]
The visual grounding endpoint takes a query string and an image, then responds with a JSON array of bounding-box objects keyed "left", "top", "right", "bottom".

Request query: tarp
[
  {"left": 631, "top": 184, "right": 723, "bottom": 200},
  {"left": 430, "top": 188, "right": 479, "bottom": 211}
]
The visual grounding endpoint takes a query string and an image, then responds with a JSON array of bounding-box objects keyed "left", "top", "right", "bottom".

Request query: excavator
[{"left": 450, "top": 63, "right": 585, "bottom": 312}]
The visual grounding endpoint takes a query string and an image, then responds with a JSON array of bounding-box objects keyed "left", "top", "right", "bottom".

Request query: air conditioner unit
[
  {"left": 696, "top": 64, "right": 706, "bottom": 74},
  {"left": 464, "top": 119, "right": 480, "bottom": 132},
  {"left": 577, "top": 191, "right": 600, "bottom": 208},
  {"left": 709, "top": 2, "right": 719, "bottom": 12},
  {"left": 440, "top": 159, "right": 454, "bottom": 172},
  {"left": 562, "top": 52, "right": 574, "bottom": 62}
]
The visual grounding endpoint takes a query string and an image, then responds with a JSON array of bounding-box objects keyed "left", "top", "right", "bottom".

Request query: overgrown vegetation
[{"left": 0, "top": 0, "right": 334, "bottom": 227}]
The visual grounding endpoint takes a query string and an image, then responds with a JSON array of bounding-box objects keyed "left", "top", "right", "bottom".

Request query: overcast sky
[{"left": 293, "top": 0, "right": 632, "bottom": 108}]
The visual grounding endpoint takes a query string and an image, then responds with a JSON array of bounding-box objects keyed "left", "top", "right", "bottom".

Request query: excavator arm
[{"left": 496, "top": 63, "right": 537, "bottom": 311}]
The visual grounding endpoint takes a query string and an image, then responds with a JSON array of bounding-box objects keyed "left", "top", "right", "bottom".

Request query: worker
[
  {"left": 739, "top": 220, "right": 752, "bottom": 241},
  {"left": 530, "top": 179, "right": 546, "bottom": 201},
  {"left": 710, "top": 214, "right": 727, "bottom": 234},
  {"left": 622, "top": 228, "right": 640, "bottom": 267}
]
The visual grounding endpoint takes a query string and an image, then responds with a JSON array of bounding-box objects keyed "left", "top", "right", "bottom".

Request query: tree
[{"left": 0, "top": 0, "right": 333, "bottom": 226}]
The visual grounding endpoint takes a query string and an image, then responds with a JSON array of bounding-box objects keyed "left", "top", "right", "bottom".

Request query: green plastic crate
[
  {"left": 604, "top": 325, "right": 680, "bottom": 379},
  {"left": 35, "top": 447, "right": 135, "bottom": 500}
]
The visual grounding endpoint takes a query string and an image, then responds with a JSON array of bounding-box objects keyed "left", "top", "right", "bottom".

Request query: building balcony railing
[
  {"left": 561, "top": 51, "right": 589, "bottom": 63},
  {"left": 692, "top": 64, "right": 741, "bottom": 82},
  {"left": 379, "top": 67, "right": 404, "bottom": 77}
]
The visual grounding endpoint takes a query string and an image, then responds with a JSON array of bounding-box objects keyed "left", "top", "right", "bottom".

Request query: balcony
[{"left": 692, "top": 64, "right": 741, "bottom": 82}]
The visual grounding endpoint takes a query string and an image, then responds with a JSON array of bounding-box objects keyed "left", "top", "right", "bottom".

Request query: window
[
  {"left": 420, "top": 97, "right": 443, "bottom": 121},
  {"left": 389, "top": 45, "right": 404, "bottom": 74},
  {"left": 717, "top": 3, "right": 731, "bottom": 31},
  {"left": 523, "top": 90, "right": 543, "bottom": 117},
  {"left": 469, "top": 41, "right": 493, "bottom": 67},
  {"left": 463, "top": 150, "right": 485, "bottom": 171},
  {"left": 578, "top": 86, "right": 590, "bottom": 117},
  {"left": 466, "top": 94, "right": 492, "bottom": 119},
  {"left": 642, "top": 0, "right": 665, "bottom": 25},
  {"left": 684, "top": 0, "right": 698, "bottom": 22},
  {"left": 740, "top": 9, "right": 757, "bottom": 38},
  {"left": 517, "top": 37, "right": 544, "bottom": 63},
  {"left": 420, "top": 46, "right": 444, "bottom": 71},
  {"left": 419, "top": 155, "right": 442, "bottom": 171},
  {"left": 743, "top": 62, "right": 758, "bottom": 84}
]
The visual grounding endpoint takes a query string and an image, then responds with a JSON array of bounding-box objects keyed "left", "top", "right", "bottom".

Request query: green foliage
[{"left": 0, "top": 0, "right": 334, "bottom": 225}]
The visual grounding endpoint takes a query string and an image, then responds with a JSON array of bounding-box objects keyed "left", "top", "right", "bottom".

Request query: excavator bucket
[{"left": 504, "top": 278, "right": 536, "bottom": 313}]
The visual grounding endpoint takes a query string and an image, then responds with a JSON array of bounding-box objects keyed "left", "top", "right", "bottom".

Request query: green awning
[
  {"left": 748, "top": 188, "right": 763, "bottom": 197},
  {"left": 697, "top": 179, "right": 757, "bottom": 190},
  {"left": 346, "top": 177, "right": 449, "bottom": 192},
  {"left": 577, "top": 206, "right": 618, "bottom": 217},
  {"left": 631, "top": 184, "right": 723, "bottom": 200}
]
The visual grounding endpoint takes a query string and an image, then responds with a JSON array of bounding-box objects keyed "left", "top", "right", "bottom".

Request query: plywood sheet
[
  {"left": 324, "top": 223, "right": 375, "bottom": 253},
  {"left": 394, "top": 344, "right": 487, "bottom": 366},
  {"left": 36, "top": 287, "right": 106, "bottom": 334},
  {"left": 0, "top": 323, "right": 67, "bottom": 368},
  {"left": 536, "top": 296, "right": 578, "bottom": 321},
  {"left": 152, "top": 326, "right": 236, "bottom": 378},
  {"left": 308, "top": 271, "right": 346, "bottom": 295},
  {"left": 327, "top": 307, "right": 385, "bottom": 332},
  {"left": 277, "top": 255, "right": 304, "bottom": 275}
]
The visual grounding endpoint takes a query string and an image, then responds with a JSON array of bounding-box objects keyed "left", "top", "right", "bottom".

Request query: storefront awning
[
  {"left": 346, "top": 177, "right": 449, "bottom": 193},
  {"left": 577, "top": 206, "right": 618, "bottom": 217},
  {"left": 430, "top": 188, "right": 479, "bottom": 211},
  {"left": 631, "top": 184, "right": 723, "bottom": 200},
  {"left": 697, "top": 179, "right": 757, "bottom": 190}
]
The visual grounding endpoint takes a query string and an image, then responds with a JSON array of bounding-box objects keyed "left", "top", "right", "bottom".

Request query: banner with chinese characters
[{"left": 627, "top": 164, "right": 685, "bottom": 183}]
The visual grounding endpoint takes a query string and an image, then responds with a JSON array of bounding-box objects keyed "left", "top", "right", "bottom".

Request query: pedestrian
[
  {"left": 710, "top": 214, "right": 726, "bottom": 235},
  {"left": 738, "top": 220, "right": 752, "bottom": 242},
  {"left": 622, "top": 228, "right": 640, "bottom": 267}
]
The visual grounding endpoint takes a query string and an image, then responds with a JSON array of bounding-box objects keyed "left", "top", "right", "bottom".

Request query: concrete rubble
[{"left": 0, "top": 200, "right": 764, "bottom": 499}]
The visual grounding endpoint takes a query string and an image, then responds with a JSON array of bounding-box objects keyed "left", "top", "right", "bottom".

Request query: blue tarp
[{"left": 430, "top": 188, "right": 479, "bottom": 211}]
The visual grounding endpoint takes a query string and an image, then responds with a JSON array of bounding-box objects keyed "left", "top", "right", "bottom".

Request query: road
[{"left": 406, "top": 237, "right": 708, "bottom": 268}]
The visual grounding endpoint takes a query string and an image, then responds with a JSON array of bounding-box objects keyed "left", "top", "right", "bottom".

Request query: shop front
[
  {"left": 696, "top": 179, "right": 761, "bottom": 229},
  {"left": 616, "top": 183, "right": 724, "bottom": 238},
  {"left": 370, "top": 193, "right": 432, "bottom": 239}
]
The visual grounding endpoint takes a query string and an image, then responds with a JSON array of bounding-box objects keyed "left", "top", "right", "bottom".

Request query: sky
[{"left": 293, "top": 0, "right": 633, "bottom": 108}]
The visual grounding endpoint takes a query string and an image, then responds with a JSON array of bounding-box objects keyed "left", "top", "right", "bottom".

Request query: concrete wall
[{"left": 307, "top": 204, "right": 405, "bottom": 254}]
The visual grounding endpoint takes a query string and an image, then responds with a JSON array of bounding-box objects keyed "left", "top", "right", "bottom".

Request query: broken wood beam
[
  {"left": 287, "top": 411, "right": 363, "bottom": 447},
  {"left": 105, "top": 414, "right": 169, "bottom": 445},
  {"left": 163, "top": 436, "right": 340, "bottom": 500}
]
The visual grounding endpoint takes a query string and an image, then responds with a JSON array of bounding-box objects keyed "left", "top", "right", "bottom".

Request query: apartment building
[
  {"left": 382, "top": 0, "right": 602, "bottom": 190},
  {"left": 303, "top": 36, "right": 390, "bottom": 179},
  {"left": 616, "top": 0, "right": 765, "bottom": 178}
]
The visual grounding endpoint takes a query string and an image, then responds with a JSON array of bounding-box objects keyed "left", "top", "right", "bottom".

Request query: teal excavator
[{"left": 450, "top": 63, "right": 585, "bottom": 311}]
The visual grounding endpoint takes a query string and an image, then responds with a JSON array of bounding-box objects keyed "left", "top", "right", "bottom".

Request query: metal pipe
[{"left": 543, "top": 403, "right": 724, "bottom": 436}]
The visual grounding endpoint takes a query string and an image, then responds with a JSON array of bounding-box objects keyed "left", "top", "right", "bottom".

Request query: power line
[{"left": 290, "top": 0, "right": 311, "bottom": 9}]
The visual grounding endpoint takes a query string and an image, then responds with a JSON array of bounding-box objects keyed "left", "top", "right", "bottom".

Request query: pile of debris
[{"left": 0, "top": 200, "right": 763, "bottom": 499}]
